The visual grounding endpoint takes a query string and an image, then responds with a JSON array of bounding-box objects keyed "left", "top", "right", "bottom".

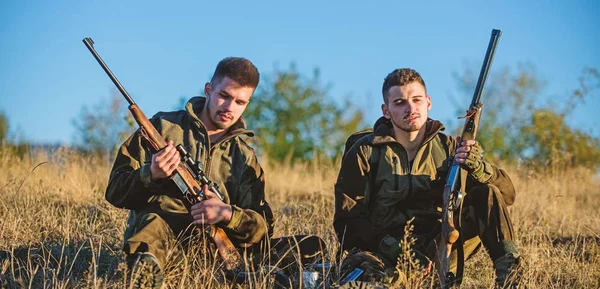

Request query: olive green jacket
[
  {"left": 334, "top": 117, "right": 515, "bottom": 252},
  {"left": 106, "top": 97, "right": 274, "bottom": 246}
]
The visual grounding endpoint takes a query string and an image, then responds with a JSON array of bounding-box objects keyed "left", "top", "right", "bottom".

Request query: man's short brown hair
[
  {"left": 211, "top": 57, "right": 260, "bottom": 88},
  {"left": 381, "top": 68, "right": 426, "bottom": 104}
]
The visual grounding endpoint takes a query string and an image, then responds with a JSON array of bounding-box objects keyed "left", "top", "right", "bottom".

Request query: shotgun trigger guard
[
  {"left": 451, "top": 190, "right": 463, "bottom": 212},
  {"left": 184, "top": 191, "right": 197, "bottom": 206}
]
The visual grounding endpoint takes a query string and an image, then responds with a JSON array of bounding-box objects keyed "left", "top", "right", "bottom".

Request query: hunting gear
[
  {"left": 334, "top": 32, "right": 522, "bottom": 288},
  {"left": 84, "top": 38, "right": 326, "bottom": 289}
]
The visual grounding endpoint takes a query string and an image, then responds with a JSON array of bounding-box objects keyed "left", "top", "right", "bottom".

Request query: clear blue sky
[{"left": 1, "top": 0, "right": 599, "bottom": 145}]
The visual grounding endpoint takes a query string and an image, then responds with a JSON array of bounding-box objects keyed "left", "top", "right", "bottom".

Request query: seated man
[
  {"left": 334, "top": 68, "right": 522, "bottom": 288},
  {"left": 106, "top": 57, "right": 325, "bottom": 289}
]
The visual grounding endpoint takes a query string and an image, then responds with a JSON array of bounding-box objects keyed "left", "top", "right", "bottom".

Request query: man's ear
[
  {"left": 204, "top": 82, "right": 211, "bottom": 98},
  {"left": 426, "top": 95, "right": 432, "bottom": 110},
  {"left": 381, "top": 103, "right": 391, "bottom": 119}
]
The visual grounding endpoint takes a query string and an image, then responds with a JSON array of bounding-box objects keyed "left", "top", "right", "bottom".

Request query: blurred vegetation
[
  {"left": 71, "top": 93, "right": 136, "bottom": 161},
  {"left": 0, "top": 112, "right": 7, "bottom": 143},
  {"left": 0, "top": 111, "right": 29, "bottom": 157},
  {"left": 454, "top": 65, "right": 600, "bottom": 170},
  {"left": 243, "top": 64, "right": 366, "bottom": 162},
  {"left": 63, "top": 64, "right": 600, "bottom": 171}
]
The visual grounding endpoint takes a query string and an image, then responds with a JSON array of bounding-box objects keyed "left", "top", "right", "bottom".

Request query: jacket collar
[{"left": 371, "top": 117, "right": 445, "bottom": 146}]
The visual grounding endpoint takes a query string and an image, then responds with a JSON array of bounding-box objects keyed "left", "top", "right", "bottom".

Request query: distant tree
[
  {"left": 453, "top": 65, "right": 600, "bottom": 170},
  {"left": 72, "top": 93, "right": 136, "bottom": 160},
  {"left": 0, "top": 112, "right": 29, "bottom": 157},
  {"left": 0, "top": 112, "right": 7, "bottom": 144},
  {"left": 244, "top": 65, "right": 366, "bottom": 162},
  {"left": 522, "top": 108, "right": 600, "bottom": 169}
]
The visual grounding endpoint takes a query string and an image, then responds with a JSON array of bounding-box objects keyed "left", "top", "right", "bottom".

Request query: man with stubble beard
[
  {"left": 106, "top": 57, "right": 325, "bottom": 289},
  {"left": 334, "top": 68, "right": 522, "bottom": 288}
]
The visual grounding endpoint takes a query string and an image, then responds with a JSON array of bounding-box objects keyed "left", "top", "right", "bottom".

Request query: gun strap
[
  {"left": 454, "top": 168, "right": 468, "bottom": 287},
  {"left": 139, "top": 127, "right": 160, "bottom": 152},
  {"left": 455, "top": 199, "right": 465, "bottom": 287}
]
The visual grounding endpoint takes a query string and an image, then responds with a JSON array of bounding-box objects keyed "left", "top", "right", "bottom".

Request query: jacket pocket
[{"left": 369, "top": 177, "right": 410, "bottom": 229}]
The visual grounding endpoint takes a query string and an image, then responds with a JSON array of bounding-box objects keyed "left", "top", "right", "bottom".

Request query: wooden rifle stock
[
  {"left": 83, "top": 38, "right": 243, "bottom": 271},
  {"left": 438, "top": 29, "right": 502, "bottom": 289}
]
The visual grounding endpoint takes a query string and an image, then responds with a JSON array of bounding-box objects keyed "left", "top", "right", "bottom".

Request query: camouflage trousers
[
  {"left": 343, "top": 183, "right": 517, "bottom": 276},
  {"left": 122, "top": 207, "right": 326, "bottom": 275}
]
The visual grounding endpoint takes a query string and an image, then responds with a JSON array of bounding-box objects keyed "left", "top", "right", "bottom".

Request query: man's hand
[
  {"left": 150, "top": 140, "right": 181, "bottom": 181},
  {"left": 190, "top": 185, "right": 233, "bottom": 225},
  {"left": 455, "top": 138, "right": 492, "bottom": 183},
  {"left": 454, "top": 139, "right": 483, "bottom": 171}
]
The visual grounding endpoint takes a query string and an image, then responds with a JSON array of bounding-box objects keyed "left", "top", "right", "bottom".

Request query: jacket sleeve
[
  {"left": 485, "top": 166, "right": 516, "bottom": 205},
  {"left": 334, "top": 143, "right": 387, "bottom": 252},
  {"left": 224, "top": 152, "right": 274, "bottom": 246},
  {"left": 105, "top": 127, "right": 167, "bottom": 210},
  {"left": 446, "top": 135, "right": 516, "bottom": 206}
]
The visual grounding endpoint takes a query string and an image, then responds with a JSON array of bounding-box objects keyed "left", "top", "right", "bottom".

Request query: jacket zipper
[
  {"left": 408, "top": 161, "right": 413, "bottom": 195},
  {"left": 194, "top": 117, "right": 249, "bottom": 185},
  {"left": 382, "top": 129, "right": 439, "bottom": 195},
  {"left": 197, "top": 129, "right": 235, "bottom": 179},
  {"left": 204, "top": 137, "right": 213, "bottom": 178},
  {"left": 392, "top": 156, "right": 399, "bottom": 190},
  {"left": 204, "top": 135, "right": 234, "bottom": 179}
]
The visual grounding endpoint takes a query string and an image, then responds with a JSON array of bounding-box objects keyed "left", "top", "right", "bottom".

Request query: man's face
[
  {"left": 204, "top": 77, "right": 254, "bottom": 130},
  {"left": 381, "top": 81, "right": 431, "bottom": 133}
]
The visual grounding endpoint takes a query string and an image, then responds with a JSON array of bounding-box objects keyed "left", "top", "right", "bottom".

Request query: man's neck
[{"left": 393, "top": 126, "right": 426, "bottom": 158}]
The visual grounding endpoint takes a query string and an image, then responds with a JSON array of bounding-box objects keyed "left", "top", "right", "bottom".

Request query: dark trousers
[
  {"left": 413, "top": 183, "right": 517, "bottom": 273},
  {"left": 122, "top": 208, "right": 326, "bottom": 274},
  {"left": 343, "top": 183, "right": 516, "bottom": 275},
  {"left": 442, "top": 182, "right": 516, "bottom": 272}
]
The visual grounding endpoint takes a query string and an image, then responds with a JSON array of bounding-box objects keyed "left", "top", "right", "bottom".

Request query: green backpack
[
  {"left": 341, "top": 129, "right": 381, "bottom": 185},
  {"left": 342, "top": 128, "right": 373, "bottom": 158}
]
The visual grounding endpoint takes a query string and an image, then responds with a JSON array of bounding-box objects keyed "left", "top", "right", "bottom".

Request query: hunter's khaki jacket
[
  {"left": 105, "top": 97, "right": 274, "bottom": 246},
  {"left": 334, "top": 117, "right": 515, "bottom": 252}
]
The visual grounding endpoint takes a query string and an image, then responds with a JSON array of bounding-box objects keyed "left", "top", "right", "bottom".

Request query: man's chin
[
  {"left": 214, "top": 123, "right": 230, "bottom": 130},
  {"left": 398, "top": 123, "right": 422, "bottom": 133},
  {"left": 213, "top": 118, "right": 234, "bottom": 129}
]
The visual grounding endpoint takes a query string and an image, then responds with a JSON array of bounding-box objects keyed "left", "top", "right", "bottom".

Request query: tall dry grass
[{"left": 0, "top": 147, "right": 599, "bottom": 288}]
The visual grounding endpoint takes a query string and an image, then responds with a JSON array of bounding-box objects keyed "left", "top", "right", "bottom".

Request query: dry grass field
[{"left": 0, "top": 147, "right": 599, "bottom": 288}]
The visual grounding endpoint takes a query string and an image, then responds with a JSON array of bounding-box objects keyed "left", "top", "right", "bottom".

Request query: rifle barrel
[
  {"left": 471, "top": 29, "right": 502, "bottom": 107},
  {"left": 82, "top": 38, "right": 136, "bottom": 106}
]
